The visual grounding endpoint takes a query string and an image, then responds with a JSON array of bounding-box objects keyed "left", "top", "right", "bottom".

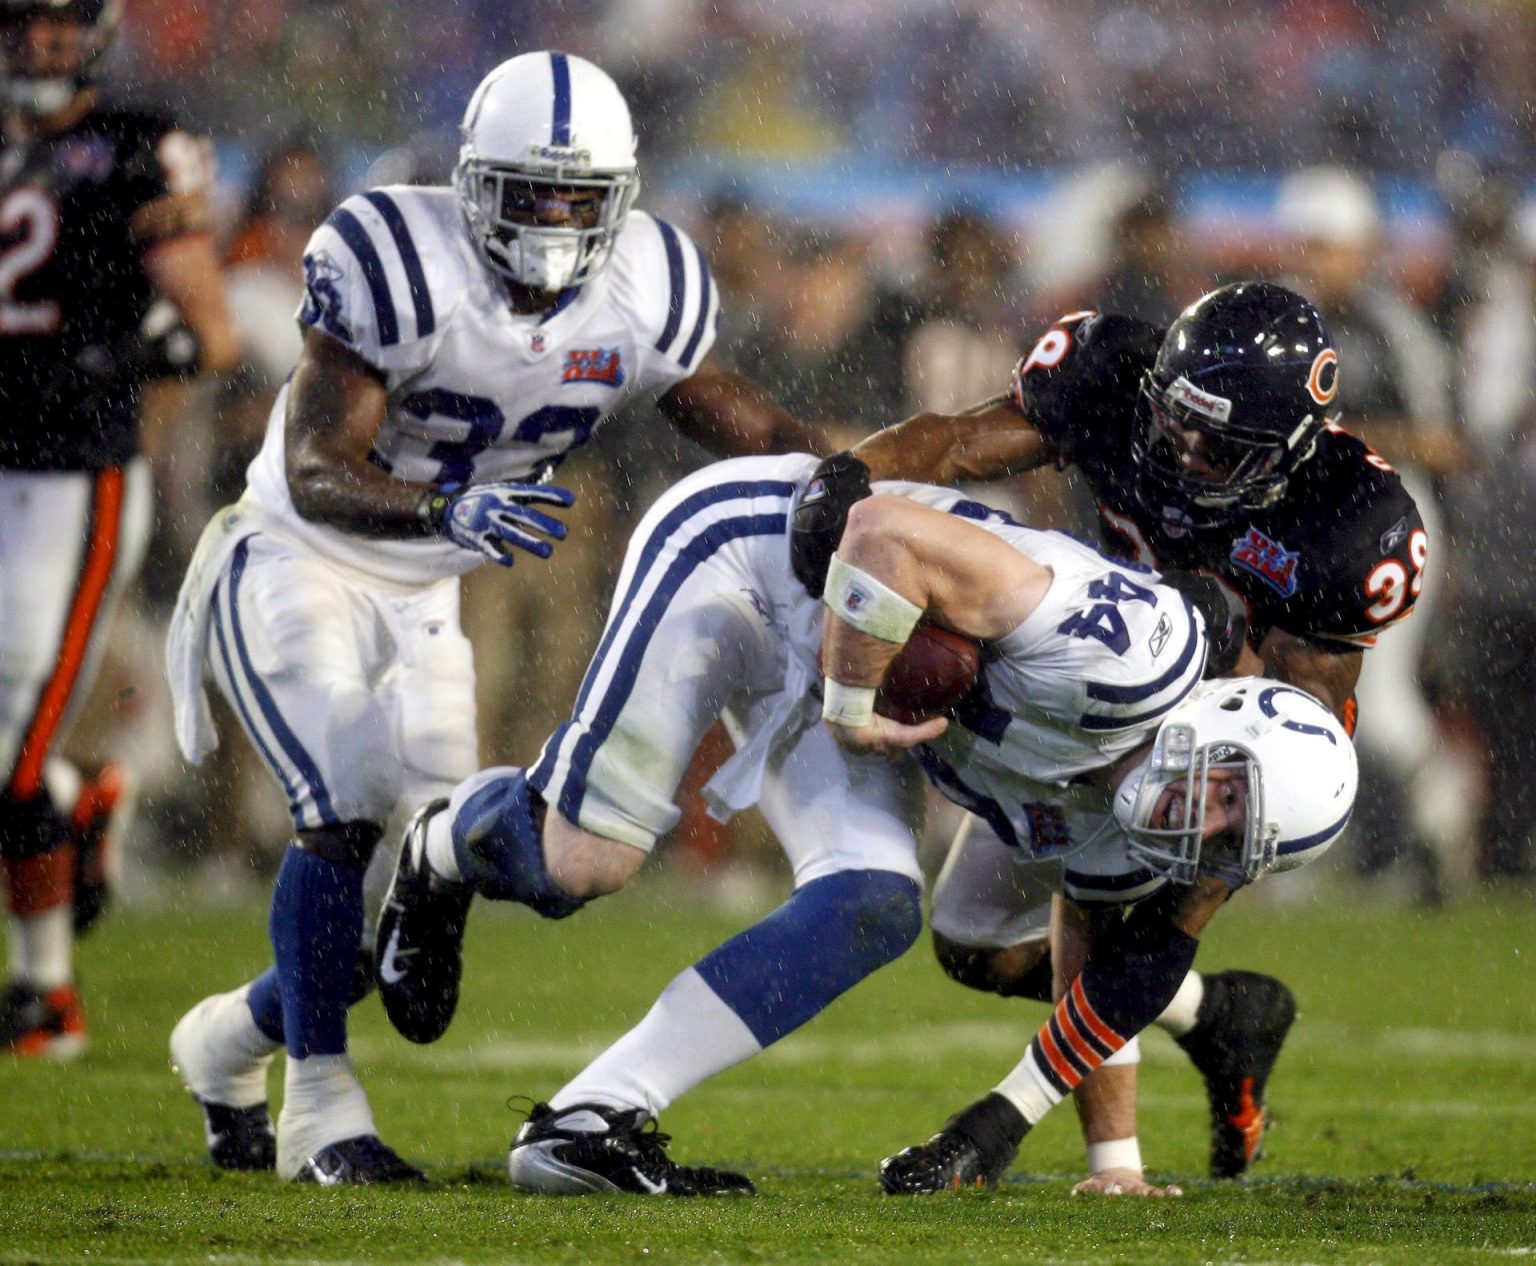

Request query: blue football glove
[{"left": 419, "top": 481, "right": 576, "bottom": 566}]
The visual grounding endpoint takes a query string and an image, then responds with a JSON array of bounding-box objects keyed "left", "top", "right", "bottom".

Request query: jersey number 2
[{"left": 0, "top": 188, "right": 61, "bottom": 335}]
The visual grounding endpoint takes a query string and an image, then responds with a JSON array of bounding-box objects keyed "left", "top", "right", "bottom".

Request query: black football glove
[
  {"left": 135, "top": 297, "right": 203, "bottom": 380},
  {"left": 790, "top": 451, "right": 872, "bottom": 597},
  {"left": 1159, "top": 568, "right": 1249, "bottom": 678}
]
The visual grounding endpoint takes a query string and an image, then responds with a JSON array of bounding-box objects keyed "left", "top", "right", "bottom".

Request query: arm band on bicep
[{"left": 823, "top": 554, "right": 923, "bottom": 644}]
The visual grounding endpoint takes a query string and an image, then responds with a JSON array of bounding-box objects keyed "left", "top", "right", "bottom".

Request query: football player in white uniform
[
  {"left": 164, "top": 53, "right": 827, "bottom": 1185},
  {"left": 370, "top": 454, "right": 1341, "bottom": 1196},
  {"left": 818, "top": 492, "right": 1355, "bottom": 1195}
]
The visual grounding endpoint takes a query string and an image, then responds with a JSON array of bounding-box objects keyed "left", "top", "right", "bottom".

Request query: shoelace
[{"left": 629, "top": 1117, "right": 675, "bottom": 1167}]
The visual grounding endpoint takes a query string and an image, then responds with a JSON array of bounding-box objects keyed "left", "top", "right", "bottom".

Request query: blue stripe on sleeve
[
  {"left": 1084, "top": 597, "right": 1202, "bottom": 705},
  {"left": 360, "top": 191, "right": 434, "bottom": 339},
  {"left": 550, "top": 52, "right": 572, "bottom": 145},
  {"left": 652, "top": 218, "right": 686, "bottom": 356},
  {"left": 326, "top": 206, "right": 399, "bottom": 347},
  {"left": 1078, "top": 674, "right": 1199, "bottom": 731},
  {"left": 677, "top": 241, "right": 715, "bottom": 369}
]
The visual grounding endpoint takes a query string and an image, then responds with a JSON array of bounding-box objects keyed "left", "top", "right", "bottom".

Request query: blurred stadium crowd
[
  {"left": 75, "top": 0, "right": 1536, "bottom": 903},
  {"left": 119, "top": 0, "right": 1536, "bottom": 176}
]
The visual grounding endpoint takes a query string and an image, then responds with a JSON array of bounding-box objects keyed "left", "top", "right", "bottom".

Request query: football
[{"left": 875, "top": 621, "right": 983, "bottom": 725}]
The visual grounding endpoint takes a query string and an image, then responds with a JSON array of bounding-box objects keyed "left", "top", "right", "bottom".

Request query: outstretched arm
[
  {"left": 879, "top": 877, "right": 1231, "bottom": 1194},
  {"left": 141, "top": 231, "right": 241, "bottom": 375},
  {"left": 790, "top": 399, "right": 1052, "bottom": 595},
  {"left": 849, "top": 397, "right": 1054, "bottom": 484},
  {"left": 658, "top": 351, "right": 834, "bottom": 458}
]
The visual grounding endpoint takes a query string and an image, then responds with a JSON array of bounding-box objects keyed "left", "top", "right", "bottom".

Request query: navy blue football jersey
[
  {"left": 1010, "top": 311, "right": 1427, "bottom": 648},
  {"left": 0, "top": 106, "right": 212, "bottom": 471}
]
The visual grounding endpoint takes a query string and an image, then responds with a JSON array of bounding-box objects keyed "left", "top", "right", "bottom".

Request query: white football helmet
[
  {"left": 454, "top": 51, "right": 639, "bottom": 295},
  {"left": 1112, "top": 677, "right": 1356, "bottom": 886}
]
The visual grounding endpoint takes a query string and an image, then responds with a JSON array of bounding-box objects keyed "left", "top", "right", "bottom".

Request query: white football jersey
[
  {"left": 243, "top": 187, "right": 718, "bottom": 584},
  {"left": 893, "top": 496, "right": 1209, "bottom": 863}
]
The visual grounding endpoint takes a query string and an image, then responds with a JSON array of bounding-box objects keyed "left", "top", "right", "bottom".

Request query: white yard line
[{"left": 349, "top": 1017, "right": 1536, "bottom": 1073}]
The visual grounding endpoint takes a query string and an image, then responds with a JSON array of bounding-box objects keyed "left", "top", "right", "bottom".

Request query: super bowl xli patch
[
  {"left": 1230, "top": 526, "right": 1299, "bottom": 598},
  {"left": 562, "top": 347, "right": 625, "bottom": 387}
]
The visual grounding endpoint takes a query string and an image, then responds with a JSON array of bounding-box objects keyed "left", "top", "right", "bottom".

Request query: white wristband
[
  {"left": 1086, "top": 1136, "right": 1142, "bottom": 1175},
  {"left": 822, "top": 680, "right": 877, "bottom": 727},
  {"left": 824, "top": 555, "right": 923, "bottom": 644}
]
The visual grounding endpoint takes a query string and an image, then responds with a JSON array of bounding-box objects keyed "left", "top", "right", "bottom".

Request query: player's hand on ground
[
  {"left": 433, "top": 481, "right": 576, "bottom": 566},
  {"left": 825, "top": 712, "right": 948, "bottom": 755},
  {"left": 1071, "top": 1167, "right": 1183, "bottom": 1197}
]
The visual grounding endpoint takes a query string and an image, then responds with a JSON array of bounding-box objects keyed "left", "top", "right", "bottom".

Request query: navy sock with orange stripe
[{"left": 996, "top": 911, "right": 1199, "bottom": 1126}]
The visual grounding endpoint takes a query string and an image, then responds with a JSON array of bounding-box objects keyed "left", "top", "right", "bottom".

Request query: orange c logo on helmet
[{"left": 1307, "top": 348, "right": 1339, "bottom": 406}]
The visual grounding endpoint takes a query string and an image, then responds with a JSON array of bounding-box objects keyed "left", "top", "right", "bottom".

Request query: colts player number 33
[{"left": 165, "top": 51, "right": 825, "bottom": 1186}]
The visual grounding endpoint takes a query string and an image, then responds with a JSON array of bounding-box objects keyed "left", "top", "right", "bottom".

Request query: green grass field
[{"left": 3, "top": 874, "right": 1534, "bottom": 1265}]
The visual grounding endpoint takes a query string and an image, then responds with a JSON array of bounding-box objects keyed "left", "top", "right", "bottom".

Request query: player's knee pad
[
  {"left": 757, "top": 868, "right": 922, "bottom": 976},
  {"left": 295, "top": 821, "right": 383, "bottom": 868},
  {"left": 933, "top": 931, "right": 1054, "bottom": 1002},
  {"left": 0, "top": 789, "right": 67, "bottom": 862},
  {"left": 826, "top": 867, "right": 924, "bottom": 970},
  {"left": 451, "top": 768, "right": 585, "bottom": 920},
  {"left": 694, "top": 868, "right": 920, "bottom": 1047}
]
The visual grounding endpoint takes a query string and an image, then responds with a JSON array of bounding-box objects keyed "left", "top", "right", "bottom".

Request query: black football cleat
[
  {"left": 375, "top": 800, "right": 471, "bottom": 1044},
  {"left": 292, "top": 1135, "right": 427, "bottom": 1186},
  {"left": 879, "top": 1093, "right": 1027, "bottom": 1194},
  {"left": 508, "top": 1102, "right": 755, "bottom": 1196},
  {"left": 1175, "top": 970, "right": 1297, "bottom": 1179},
  {"left": 1, "top": 981, "right": 87, "bottom": 1059},
  {"left": 196, "top": 1098, "right": 277, "bottom": 1172}
]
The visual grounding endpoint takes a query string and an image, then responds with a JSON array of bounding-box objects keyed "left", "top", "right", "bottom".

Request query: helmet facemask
[
  {"left": 1116, "top": 723, "right": 1272, "bottom": 886},
  {"left": 454, "top": 157, "right": 638, "bottom": 296},
  {"left": 1134, "top": 371, "right": 1323, "bottom": 530},
  {"left": 0, "top": 0, "right": 119, "bottom": 118}
]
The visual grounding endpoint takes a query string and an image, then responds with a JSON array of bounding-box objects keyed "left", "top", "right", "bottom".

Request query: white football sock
[
  {"left": 169, "top": 982, "right": 280, "bottom": 1108},
  {"left": 994, "top": 1045, "right": 1064, "bottom": 1127},
  {"left": 1153, "top": 971, "right": 1205, "bottom": 1038},
  {"left": 8, "top": 907, "right": 72, "bottom": 990},
  {"left": 42, "top": 757, "right": 82, "bottom": 815},
  {"left": 549, "top": 968, "right": 760, "bottom": 1118},
  {"left": 424, "top": 807, "right": 461, "bottom": 884},
  {"left": 277, "top": 1053, "right": 377, "bottom": 1180}
]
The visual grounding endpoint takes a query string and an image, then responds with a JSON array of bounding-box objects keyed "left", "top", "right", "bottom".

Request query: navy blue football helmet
[
  {"left": 1133, "top": 281, "right": 1339, "bottom": 530},
  {"left": 0, "top": 0, "right": 121, "bottom": 118}
]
